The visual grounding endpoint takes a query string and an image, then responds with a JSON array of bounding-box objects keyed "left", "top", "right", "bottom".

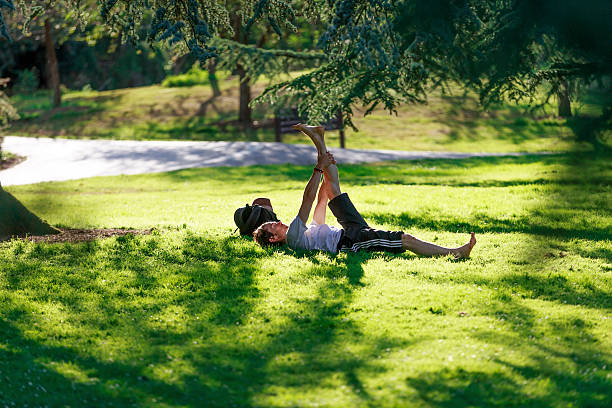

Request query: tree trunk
[
  {"left": 557, "top": 78, "right": 571, "bottom": 118},
  {"left": 172, "top": 54, "right": 189, "bottom": 75},
  {"left": 336, "top": 109, "right": 346, "bottom": 148},
  {"left": 44, "top": 19, "right": 61, "bottom": 108},
  {"left": 230, "top": 10, "right": 253, "bottom": 128},
  {"left": 208, "top": 59, "right": 221, "bottom": 97},
  {"left": 0, "top": 183, "right": 60, "bottom": 241},
  {"left": 236, "top": 64, "right": 252, "bottom": 128}
]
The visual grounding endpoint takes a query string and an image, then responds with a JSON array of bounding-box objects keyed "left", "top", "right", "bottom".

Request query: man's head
[
  {"left": 253, "top": 221, "right": 288, "bottom": 248},
  {"left": 234, "top": 198, "right": 279, "bottom": 236}
]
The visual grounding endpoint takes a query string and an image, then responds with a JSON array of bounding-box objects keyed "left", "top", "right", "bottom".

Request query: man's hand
[{"left": 317, "top": 152, "right": 336, "bottom": 169}]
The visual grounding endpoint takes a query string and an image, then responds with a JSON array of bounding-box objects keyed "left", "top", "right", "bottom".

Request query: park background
[{"left": 0, "top": 1, "right": 611, "bottom": 407}]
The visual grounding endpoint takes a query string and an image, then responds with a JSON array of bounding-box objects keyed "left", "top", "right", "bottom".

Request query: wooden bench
[{"left": 274, "top": 108, "right": 346, "bottom": 148}]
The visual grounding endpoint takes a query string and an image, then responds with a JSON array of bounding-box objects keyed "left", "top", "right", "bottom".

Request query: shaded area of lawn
[
  {"left": 2, "top": 231, "right": 610, "bottom": 407},
  {"left": 0, "top": 234, "right": 398, "bottom": 406},
  {"left": 1, "top": 153, "right": 611, "bottom": 406},
  {"left": 1, "top": 235, "right": 610, "bottom": 406}
]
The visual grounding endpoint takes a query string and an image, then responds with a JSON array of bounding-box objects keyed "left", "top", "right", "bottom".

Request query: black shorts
[{"left": 328, "top": 193, "right": 405, "bottom": 253}]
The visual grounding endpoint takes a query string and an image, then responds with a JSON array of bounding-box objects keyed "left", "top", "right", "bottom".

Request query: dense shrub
[
  {"left": 162, "top": 63, "right": 230, "bottom": 87},
  {"left": 0, "top": 79, "right": 18, "bottom": 128},
  {"left": 13, "top": 68, "right": 39, "bottom": 95}
]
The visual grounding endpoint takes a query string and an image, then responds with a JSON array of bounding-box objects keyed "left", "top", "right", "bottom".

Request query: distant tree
[
  {"left": 1, "top": 0, "right": 94, "bottom": 107},
  {"left": 556, "top": 79, "right": 572, "bottom": 118}
]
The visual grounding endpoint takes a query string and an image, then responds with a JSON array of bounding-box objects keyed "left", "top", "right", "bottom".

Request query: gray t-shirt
[{"left": 286, "top": 216, "right": 343, "bottom": 253}]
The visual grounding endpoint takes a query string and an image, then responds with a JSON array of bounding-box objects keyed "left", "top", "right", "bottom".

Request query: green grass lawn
[
  {"left": 7, "top": 79, "right": 610, "bottom": 153},
  {"left": 1, "top": 152, "right": 611, "bottom": 407}
]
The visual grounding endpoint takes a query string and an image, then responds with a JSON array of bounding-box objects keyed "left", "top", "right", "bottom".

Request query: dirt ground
[
  {"left": 1, "top": 154, "right": 25, "bottom": 170},
  {"left": 13, "top": 228, "right": 154, "bottom": 243}
]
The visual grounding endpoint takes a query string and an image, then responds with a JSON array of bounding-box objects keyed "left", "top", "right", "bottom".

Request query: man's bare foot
[
  {"left": 452, "top": 232, "right": 476, "bottom": 259},
  {"left": 291, "top": 123, "right": 324, "bottom": 135},
  {"left": 292, "top": 123, "right": 326, "bottom": 153}
]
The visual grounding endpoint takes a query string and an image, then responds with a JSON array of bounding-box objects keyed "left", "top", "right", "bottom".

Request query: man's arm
[{"left": 297, "top": 153, "right": 335, "bottom": 224}]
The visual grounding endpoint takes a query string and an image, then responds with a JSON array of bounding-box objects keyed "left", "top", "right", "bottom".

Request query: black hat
[{"left": 234, "top": 204, "right": 280, "bottom": 236}]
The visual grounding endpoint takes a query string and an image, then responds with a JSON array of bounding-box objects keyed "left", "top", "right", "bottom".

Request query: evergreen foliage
[
  {"left": 100, "top": 0, "right": 296, "bottom": 64},
  {"left": 0, "top": 0, "right": 14, "bottom": 42},
  {"left": 0, "top": 91, "right": 18, "bottom": 127},
  {"left": 3, "top": 1, "right": 611, "bottom": 133},
  {"left": 1, "top": 0, "right": 91, "bottom": 41},
  {"left": 0, "top": 78, "right": 18, "bottom": 128},
  {"left": 259, "top": 0, "right": 612, "bottom": 130},
  {"left": 95, "top": 1, "right": 612, "bottom": 133},
  {"left": 213, "top": 37, "right": 325, "bottom": 83}
]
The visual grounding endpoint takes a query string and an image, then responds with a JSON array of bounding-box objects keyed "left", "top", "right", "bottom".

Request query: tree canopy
[
  {"left": 1, "top": 1, "right": 92, "bottom": 41},
  {"left": 2, "top": 1, "right": 611, "bottom": 129},
  {"left": 260, "top": 0, "right": 612, "bottom": 128},
  {"left": 95, "top": 1, "right": 612, "bottom": 127}
]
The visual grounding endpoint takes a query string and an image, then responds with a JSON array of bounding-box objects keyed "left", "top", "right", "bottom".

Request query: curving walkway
[{"left": 1, "top": 136, "right": 531, "bottom": 186}]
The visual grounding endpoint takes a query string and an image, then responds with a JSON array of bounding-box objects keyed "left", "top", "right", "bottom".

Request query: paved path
[{"left": 1, "top": 136, "right": 529, "bottom": 186}]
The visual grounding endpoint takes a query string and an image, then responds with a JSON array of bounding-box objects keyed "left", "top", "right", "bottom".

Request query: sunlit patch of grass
[{"left": 1, "top": 153, "right": 611, "bottom": 406}]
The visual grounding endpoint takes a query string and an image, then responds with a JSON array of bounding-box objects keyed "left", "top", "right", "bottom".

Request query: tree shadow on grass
[
  {"left": 434, "top": 94, "right": 572, "bottom": 147},
  {"left": 405, "top": 290, "right": 612, "bottom": 407},
  {"left": 278, "top": 244, "right": 373, "bottom": 287},
  {"left": 156, "top": 153, "right": 602, "bottom": 196},
  {"left": 401, "top": 150, "right": 612, "bottom": 406},
  {"left": 0, "top": 232, "right": 409, "bottom": 407},
  {"left": 0, "top": 317, "right": 185, "bottom": 406},
  {"left": 3, "top": 151, "right": 610, "bottom": 406},
  {"left": 361, "top": 150, "right": 612, "bottom": 300},
  {"left": 363, "top": 211, "right": 611, "bottom": 242}
]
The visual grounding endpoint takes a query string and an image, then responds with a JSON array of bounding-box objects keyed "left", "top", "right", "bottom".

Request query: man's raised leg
[
  {"left": 312, "top": 179, "right": 329, "bottom": 225},
  {"left": 293, "top": 123, "right": 341, "bottom": 198}
]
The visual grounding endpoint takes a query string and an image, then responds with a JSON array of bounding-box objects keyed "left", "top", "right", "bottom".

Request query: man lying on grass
[{"left": 253, "top": 124, "right": 476, "bottom": 258}]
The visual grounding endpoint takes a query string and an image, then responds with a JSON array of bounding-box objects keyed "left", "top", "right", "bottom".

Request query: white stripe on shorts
[{"left": 341, "top": 238, "right": 403, "bottom": 252}]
